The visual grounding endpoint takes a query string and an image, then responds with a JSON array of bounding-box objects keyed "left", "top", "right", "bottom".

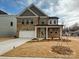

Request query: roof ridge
[
  {"left": 18, "top": 3, "right": 48, "bottom": 16},
  {"left": 29, "top": 4, "right": 48, "bottom": 16},
  {"left": 0, "top": 10, "right": 8, "bottom": 15},
  {"left": 17, "top": 3, "right": 34, "bottom": 16}
]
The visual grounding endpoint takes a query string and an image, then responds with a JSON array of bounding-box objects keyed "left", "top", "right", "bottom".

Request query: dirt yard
[
  {"left": 1, "top": 37, "right": 79, "bottom": 58},
  {"left": 0, "top": 36, "right": 15, "bottom": 42}
]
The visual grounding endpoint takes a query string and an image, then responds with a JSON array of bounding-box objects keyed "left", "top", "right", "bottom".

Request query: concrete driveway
[{"left": 0, "top": 38, "right": 31, "bottom": 55}]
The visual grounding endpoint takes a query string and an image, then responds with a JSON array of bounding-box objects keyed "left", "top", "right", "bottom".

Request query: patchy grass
[{"left": 1, "top": 37, "right": 79, "bottom": 58}]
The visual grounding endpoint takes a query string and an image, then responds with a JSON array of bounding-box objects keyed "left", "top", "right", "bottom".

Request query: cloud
[
  {"left": 0, "top": 0, "right": 79, "bottom": 27},
  {"left": 33, "top": 0, "right": 56, "bottom": 16},
  {"left": 16, "top": 0, "right": 79, "bottom": 27},
  {"left": 55, "top": 0, "right": 79, "bottom": 27}
]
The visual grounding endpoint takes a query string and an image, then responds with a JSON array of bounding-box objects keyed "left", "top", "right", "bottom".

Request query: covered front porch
[{"left": 35, "top": 25, "right": 63, "bottom": 39}]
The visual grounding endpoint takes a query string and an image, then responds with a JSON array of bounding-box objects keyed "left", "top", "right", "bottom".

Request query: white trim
[
  {"left": 46, "top": 27, "right": 48, "bottom": 39},
  {"left": 40, "top": 16, "right": 48, "bottom": 18},
  {"left": 35, "top": 27, "right": 37, "bottom": 38},
  {"left": 16, "top": 16, "right": 38, "bottom": 18},
  {"left": 60, "top": 26, "right": 63, "bottom": 39},
  {"left": 36, "top": 26, "right": 62, "bottom": 28},
  {"left": 28, "top": 8, "right": 38, "bottom": 16},
  {"left": 16, "top": 16, "right": 48, "bottom": 18}
]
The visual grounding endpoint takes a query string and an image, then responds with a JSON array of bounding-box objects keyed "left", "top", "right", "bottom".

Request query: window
[
  {"left": 22, "top": 21, "right": 24, "bottom": 24},
  {"left": 50, "top": 20, "right": 52, "bottom": 24},
  {"left": 54, "top": 20, "right": 56, "bottom": 24},
  {"left": 55, "top": 32, "right": 57, "bottom": 33},
  {"left": 50, "top": 32, "right": 52, "bottom": 33},
  {"left": 22, "top": 20, "right": 24, "bottom": 24},
  {"left": 31, "top": 20, "right": 33, "bottom": 24},
  {"left": 11, "top": 22, "right": 13, "bottom": 26},
  {"left": 42, "top": 22, "right": 44, "bottom": 24}
]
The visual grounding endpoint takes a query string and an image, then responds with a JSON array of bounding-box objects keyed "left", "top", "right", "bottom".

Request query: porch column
[
  {"left": 60, "top": 26, "right": 62, "bottom": 39},
  {"left": 46, "top": 27, "right": 48, "bottom": 39},
  {"left": 35, "top": 26, "right": 37, "bottom": 38}
]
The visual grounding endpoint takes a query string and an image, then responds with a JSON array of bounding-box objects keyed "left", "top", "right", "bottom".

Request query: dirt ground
[
  {"left": 1, "top": 37, "right": 79, "bottom": 58},
  {"left": 0, "top": 36, "right": 15, "bottom": 42}
]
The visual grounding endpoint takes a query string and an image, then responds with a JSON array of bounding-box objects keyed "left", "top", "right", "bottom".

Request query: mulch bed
[
  {"left": 27, "top": 38, "right": 71, "bottom": 43},
  {"left": 51, "top": 46, "right": 73, "bottom": 55}
]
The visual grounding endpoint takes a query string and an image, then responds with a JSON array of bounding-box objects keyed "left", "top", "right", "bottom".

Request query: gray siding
[{"left": 0, "top": 15, "right": 17, "bottom": 36}]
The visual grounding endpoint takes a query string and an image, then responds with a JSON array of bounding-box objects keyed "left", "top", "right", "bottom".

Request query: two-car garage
[{"left": 19, "top": 31, "right": 35, "bottom": 39}]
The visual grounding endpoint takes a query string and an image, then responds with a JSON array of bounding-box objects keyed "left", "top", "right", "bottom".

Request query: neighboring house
[
  {"left": 0, "top": 10, "right": 17, "bottom": 37},
  {"left": 69, "top": 30, "right": 79, "bottom": 36},
  {"left": 16, "top": 4, "right": 63, "bottom": 39}
]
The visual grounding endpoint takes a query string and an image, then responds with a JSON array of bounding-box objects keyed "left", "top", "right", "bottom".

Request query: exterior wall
[
  {"left": 0, "top": 15, "right": 17, "bottom": 36},
  {"left": 17, "top": 16, "right": 48, "bottom": 38},
  {"left": 17, "top": 17, "right": 38, "bottom": 31}
]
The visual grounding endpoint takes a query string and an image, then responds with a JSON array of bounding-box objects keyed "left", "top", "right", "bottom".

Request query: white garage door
[{"left": 19, "top": 31, "right": 35, "bottom": 39}]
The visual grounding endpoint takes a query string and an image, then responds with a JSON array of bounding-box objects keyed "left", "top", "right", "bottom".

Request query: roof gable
[
  {"left": 19, "top": 4, "right": 47, "bottom": 16},
  {"left": 29, "top": 4, "right": 47, "bottom": 16},
  {"left": 0, "top": 10, "right": 7, "bottom": 15},
  {"left": 20, "top": 9, "right": 36, "bottom": 16}
]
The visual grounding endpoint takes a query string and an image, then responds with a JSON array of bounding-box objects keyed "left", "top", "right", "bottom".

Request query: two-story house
[{"left": 17, "top": 4, "right": 63, "bottom": 39}]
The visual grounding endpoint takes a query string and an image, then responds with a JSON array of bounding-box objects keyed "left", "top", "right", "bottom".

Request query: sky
[{"left": 0, "top": 0, "right": 79, "bottom": 27}]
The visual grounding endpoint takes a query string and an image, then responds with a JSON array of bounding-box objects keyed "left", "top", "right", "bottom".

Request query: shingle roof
[
  {"left": 19, "top": 4, "right": 48, "bottom": 16},
  {"left": 0, "top": 10, "right": 7, "bottom": 14},
  {"left": 29, "top": 4, "right": 47, "bottom": 16},
  {"left": 49, "top": 17, "right": 59, "bottom": 19}
]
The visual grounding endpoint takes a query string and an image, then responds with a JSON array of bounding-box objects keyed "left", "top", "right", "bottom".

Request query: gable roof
[
  {"left": 20, "top": 9, "right": 36, "bottom": 16},
  {"left": 0, "top": 10, "right": 7, "bottom": 15},
  {"left": 19, "top": 4, "right": 48, "bottom": 16}
]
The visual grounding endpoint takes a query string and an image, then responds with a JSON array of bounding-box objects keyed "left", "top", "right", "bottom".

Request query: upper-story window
[
  {"left": 49, "top": 20, "right": 57, "bottom": 25},
  {"left": 26, "top": 19, "right": 33, "bottom": 24},
  {"left": 54, "top": 20, "right": 56, "bottom": 24},
  {"left": 42, "top": 22, "right": 44, "bottom": 24},
  {"left": 50, "top": 20, "right": 52, "bottom": 24},
  {"left": 22, "top": 20, "right": 24, "bottom": 24},
  {"left": 49, "top": 17, "right": 58, "bottom": 25},
  {"left": 10, "top": 22, "right": 13, "bottom": 26},
  {"left": 31, "top": 20, "right": 33, "bottom": 24}
]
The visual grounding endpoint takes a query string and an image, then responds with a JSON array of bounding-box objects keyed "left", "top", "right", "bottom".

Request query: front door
[{"left": 37, "top": 28, "right": 46, "bottom": 38}]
